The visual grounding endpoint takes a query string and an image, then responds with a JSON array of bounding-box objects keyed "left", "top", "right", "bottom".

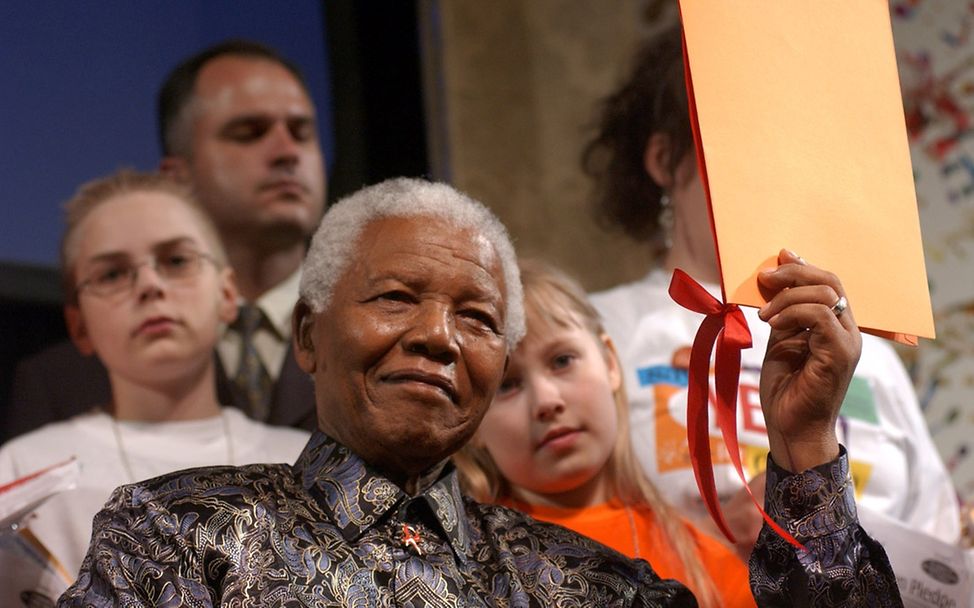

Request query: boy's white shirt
[{"left": 0, "top": 408, "right": 309, "bottom": 600}]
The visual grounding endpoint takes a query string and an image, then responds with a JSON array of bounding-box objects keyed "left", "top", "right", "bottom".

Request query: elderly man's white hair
[{"left": 299, "top": 177, "right": 526, "bottom": 348}]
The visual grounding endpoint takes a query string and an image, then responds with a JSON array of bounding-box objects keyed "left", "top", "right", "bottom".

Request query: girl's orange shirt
[{"left": 505, "top": 500, "right": 757, "bottom": 608}]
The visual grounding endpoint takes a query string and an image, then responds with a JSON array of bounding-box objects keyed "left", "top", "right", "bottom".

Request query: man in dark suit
[{"left": 4, "top": 40, "right": 324, "bottom": 441}]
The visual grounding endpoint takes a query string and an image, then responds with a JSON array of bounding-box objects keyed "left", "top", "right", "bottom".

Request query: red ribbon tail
[
  {"left": 686, "top": 315, "right": 735, "bottom": 542},
  {"left": 670, "top": 269, "right": 806, "bottom": 551},
  {"left": 715, "top": 328, "right": 806, "bottom": 551}
]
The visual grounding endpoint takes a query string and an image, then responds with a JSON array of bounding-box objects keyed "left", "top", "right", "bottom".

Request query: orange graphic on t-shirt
[
  {"left": 657, "top": 381, "right": 874, "bottom": 495},
  {"left": 655, "top": 382, "right": 731, "bottom": 473},
  {"left": 653, "top": 347, "right": 873, "bottom": 489}
]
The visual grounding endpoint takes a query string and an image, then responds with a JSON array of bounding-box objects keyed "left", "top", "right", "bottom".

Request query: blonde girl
[{"left": 455, "top": 259, "right": 754, "bottom": 607}]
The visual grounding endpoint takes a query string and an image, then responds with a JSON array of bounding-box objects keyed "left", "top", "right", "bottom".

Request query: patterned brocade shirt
[{"left": 59, "top": 433, "right": 902, "bottom": 607}]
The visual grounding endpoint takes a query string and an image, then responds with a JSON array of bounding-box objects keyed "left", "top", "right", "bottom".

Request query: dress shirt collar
[
  {"left": 294, "top": 431, "right": 474, "bottom": 562},
  {"left": 252, "top": 267, "right": 302, "bottom": 340}
]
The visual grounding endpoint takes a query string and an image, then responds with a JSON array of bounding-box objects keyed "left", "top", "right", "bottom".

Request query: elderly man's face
[{"left": 294, "top": 215, "right": 509, "bottom": 486}]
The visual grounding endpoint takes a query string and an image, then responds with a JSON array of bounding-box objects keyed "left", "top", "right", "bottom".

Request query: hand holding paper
[{"left": 757, "top": 250, "right": 861, "bottom": 474}]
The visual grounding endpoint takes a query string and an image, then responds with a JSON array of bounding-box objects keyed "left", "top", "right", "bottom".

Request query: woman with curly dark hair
[{"left": 583, "top": 23, "right": 960, "bottom": 558}]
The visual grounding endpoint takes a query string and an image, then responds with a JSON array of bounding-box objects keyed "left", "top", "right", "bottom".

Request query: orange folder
[{"left": 680, "top": 1, "right": 934, "bottom": 344}]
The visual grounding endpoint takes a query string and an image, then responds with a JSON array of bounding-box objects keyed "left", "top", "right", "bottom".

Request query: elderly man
[{"left": 60, "top": 179, "right": 901, "bottom": 606}]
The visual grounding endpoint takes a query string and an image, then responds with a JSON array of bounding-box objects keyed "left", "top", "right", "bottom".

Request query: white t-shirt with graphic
[{"left": 591, "top": 269, "right": 959, "bottom": 544}]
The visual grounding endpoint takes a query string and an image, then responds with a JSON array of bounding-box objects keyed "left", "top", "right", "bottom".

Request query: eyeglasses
[{"left": 76, "top": 250, "right": 218, "bottom": 298}]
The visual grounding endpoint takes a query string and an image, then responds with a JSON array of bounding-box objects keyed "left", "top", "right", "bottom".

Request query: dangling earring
[{"left": 657, "top": 192, "right": 674, "bottom": 250}]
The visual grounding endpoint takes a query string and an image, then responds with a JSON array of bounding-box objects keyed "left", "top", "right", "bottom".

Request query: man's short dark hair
[{"left": 157, "top": 39, "right": 312, "bottom": 156}]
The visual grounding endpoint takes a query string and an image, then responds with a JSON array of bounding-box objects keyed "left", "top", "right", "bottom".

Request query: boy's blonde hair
[
  {"left": 60, "top": 169, "right": 227, "bottom": 304},
  {"left": 454, "top": 258, "right": 720, "bottom": 608}
]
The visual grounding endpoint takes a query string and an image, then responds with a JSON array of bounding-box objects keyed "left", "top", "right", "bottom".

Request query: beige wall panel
[{"left": 423, "top": 0, "right": 669, "bottom": 290}]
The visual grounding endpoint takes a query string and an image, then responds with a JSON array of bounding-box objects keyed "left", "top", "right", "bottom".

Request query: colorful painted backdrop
[{"left": 891, "top": 2, "right": 974, "bottom": 518}]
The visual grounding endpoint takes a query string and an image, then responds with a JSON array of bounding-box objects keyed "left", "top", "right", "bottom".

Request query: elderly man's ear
[{"left": 292, "top": 299, "right": 317, "bottom": 373}]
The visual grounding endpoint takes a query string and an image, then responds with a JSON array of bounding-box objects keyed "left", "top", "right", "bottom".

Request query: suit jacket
[{"left": 2, "top": 340, "right": 316, "bottom": 444}]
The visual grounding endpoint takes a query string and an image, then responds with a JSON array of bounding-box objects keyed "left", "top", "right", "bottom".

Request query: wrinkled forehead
[{"left": 355, "top": 215, "right": 502, "bottom": 282}]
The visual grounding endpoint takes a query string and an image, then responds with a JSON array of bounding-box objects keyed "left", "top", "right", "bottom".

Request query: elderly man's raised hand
[{"left": 756, "top": 249, "right": 862, "bottom": 474}]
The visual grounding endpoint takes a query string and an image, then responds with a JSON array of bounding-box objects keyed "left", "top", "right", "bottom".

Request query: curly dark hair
[{"left": 581, "top": 24, "right": 692, "bottom": 245}]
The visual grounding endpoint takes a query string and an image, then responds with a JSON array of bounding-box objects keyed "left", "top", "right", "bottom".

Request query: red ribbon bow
[{"left": 668, "top": 269, "right": 804, "bottom": 550}]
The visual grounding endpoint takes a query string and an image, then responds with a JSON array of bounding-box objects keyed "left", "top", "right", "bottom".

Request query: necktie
[{"left": 232, "top": 304, "right": 273, "bottom": 421}]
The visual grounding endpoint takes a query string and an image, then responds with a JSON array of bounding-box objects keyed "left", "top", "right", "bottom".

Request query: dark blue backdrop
[{"left": 0, "top": 1, "right": 333, "bottom": 267}]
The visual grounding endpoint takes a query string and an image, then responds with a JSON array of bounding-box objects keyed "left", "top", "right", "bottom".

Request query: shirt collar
[
  {"left": 420, "top": 467, "right": 475, "bottom": 565},
  {"left": 250, "top": 268, "right": 301, "bottom": 339},
  {"left": 294, "top": 432, "right": 474, "bottom": 562}
]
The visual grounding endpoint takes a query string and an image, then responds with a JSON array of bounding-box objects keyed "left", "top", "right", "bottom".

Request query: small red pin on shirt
[{"left": 401, "top": 524, "right": 422, "bottom": 555}]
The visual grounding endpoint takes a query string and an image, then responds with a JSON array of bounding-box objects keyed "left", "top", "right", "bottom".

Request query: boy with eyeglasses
[{"left": 0, "top": 170, "right": 309, "bottom": 603}]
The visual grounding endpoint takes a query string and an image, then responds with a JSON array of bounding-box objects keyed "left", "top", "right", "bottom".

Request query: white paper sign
[{"left": 859, "top": 506, "right": 973, "bottom": 607}]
